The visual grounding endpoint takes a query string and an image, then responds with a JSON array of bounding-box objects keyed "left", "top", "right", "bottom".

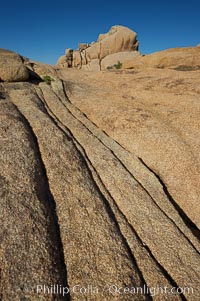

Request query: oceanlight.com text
[{"left": 35, "top": 284, "right": 194, "bottom": 297}]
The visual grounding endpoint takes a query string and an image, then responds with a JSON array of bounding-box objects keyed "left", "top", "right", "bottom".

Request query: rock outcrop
[
  {"left": 26, "top": 60, "right": 57, "bottom": 78},
  {"left": 101, "top": 51, "right": 140, "bottom": 70},
  {"left": 57, "top": 25, "right": 140, "bottom": 70},
  {"left": 57, "top": 26, "right": 200, "bottom": 72},
  {"left": 122, "top": 46, "right": 200, "bottom": 70},
  {"left": 0, "top": 49, "right": 29, "bottom": 82},
  {"left": 57, "top": 48, "right": 73, "bottom": 68},
  {"left": 1, "top": 45, "right": 200, "bottom": 301},
  {"left": 0, "top": 49, "right": 58, "bottom": 83}
]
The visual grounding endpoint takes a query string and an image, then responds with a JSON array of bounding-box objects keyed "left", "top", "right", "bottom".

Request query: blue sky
[{"left": 0, "top": 0, "right": 199, "bottom": 64}]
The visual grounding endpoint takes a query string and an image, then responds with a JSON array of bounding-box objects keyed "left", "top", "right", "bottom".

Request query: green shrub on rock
[
  {"left": 107, "top": 61, "right": 122, "bottom": 70},
  {"left": 114, "top": 61, "right": 122, "bottom": 69},
  {"left": 43, "top": 75, "right": 54, "bottom": 85}
]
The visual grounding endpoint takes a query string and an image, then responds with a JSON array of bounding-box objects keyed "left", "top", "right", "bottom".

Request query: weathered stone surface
[
  {"left": 72, "top": 50, "right": 82, "bottom": 68},
  {"left": 81, "top": 59, "right": 100, "bottom": 71},
  {"left": 79, "top": 25, "right": 139, "bottom": 67},
  {"left": 98, "top": 25, "right": 138, "bottom": 57},
  {"left": 101, "top": 51, "right": 140, "bottom": 70},
  {"left": 0, "top": 49, "right": 57, "bottom": 82},
  {"left": 59, "top": 67, "right": 200, "bottom": 230},
  {"left": 0, "top": 90, "right": 67, "bottom": 300},
  {"left": 65, "top": 48, "right": 73, "bottom": 56},
  {"left": 78, "top": 43, "right": 89, "bottom": 51},
  {"left": 83, "top": 42, "right": 101, "bottom": 63},
  {"left": 56, "top": 54, "right": 68, "bottom": 67},
  {"left": 57, "top": 49, "right": 74, "bottom": 68},
  {"left": 28, "top": 61, "right": 57, "bottom": 78},
  {"left": 57, "top": 25, "right": 139, "bottom": 70},
  {"left": 1, "top": 46, "right": 200, "bottom": 301},
  {"left": 0, "top": 49, "right": 29, "bottom": 82},
  {"left": 123, "top": 46, "right": 200, "bottom": 70}
]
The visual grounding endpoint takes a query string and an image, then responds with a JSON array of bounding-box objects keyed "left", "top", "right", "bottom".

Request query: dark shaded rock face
[{"left": 0, "top": 47, "right": 200, "bottom": 301}]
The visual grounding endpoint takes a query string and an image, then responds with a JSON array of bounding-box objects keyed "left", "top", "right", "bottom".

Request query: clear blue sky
[{"left": 0, "top": 0, "right": 199, "bottom": 64}]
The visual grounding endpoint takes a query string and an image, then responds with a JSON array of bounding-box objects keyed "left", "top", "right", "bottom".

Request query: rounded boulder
[{"left": 0, "top": 49, "right": 29, "bottom": 82}]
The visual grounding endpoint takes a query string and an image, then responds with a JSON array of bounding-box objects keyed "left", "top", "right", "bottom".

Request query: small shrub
[
  {"left": 43, "top": 75, "right": 54, "bottom": 85},
  {"left": 114, "top": 61, "right": 122, "bottom": 69},
  {"left": 107, "top": 61, "right": 122, "bottom": 71}
]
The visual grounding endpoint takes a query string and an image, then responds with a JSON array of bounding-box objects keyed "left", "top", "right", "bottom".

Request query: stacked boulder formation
[{"left": 56, "top": 25, "right": 140, "bottom": 70}]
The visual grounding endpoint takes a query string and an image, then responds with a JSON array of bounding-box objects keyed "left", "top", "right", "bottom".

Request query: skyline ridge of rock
[{"left": 1, "top": 23, "right": 200, "bottom": 81}]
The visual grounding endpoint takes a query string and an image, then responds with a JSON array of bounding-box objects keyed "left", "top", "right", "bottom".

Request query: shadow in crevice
[
  {"left": 0, "top": 84, "right": 6, "bottom": 99},
  {"left": 0, "top": 92, "right": 6, "bottom": 99}
]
